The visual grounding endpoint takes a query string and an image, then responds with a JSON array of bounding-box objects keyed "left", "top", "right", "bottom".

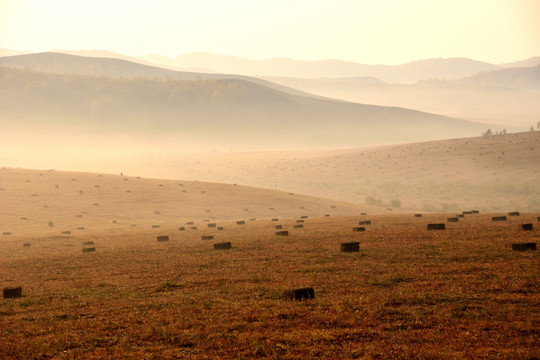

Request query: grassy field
[{"left": 1, "top": 169, "right": 538, "bottom": 358}]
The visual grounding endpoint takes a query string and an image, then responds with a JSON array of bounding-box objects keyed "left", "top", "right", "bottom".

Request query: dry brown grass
[{"left": 0, "top": 170, "right": 538, "bottom": 359}]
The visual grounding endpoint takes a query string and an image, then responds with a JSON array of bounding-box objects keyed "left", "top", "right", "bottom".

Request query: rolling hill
[
  {"left": 0, "top": 53, "right": 490, "bottom": 150},
  {"left": 90, "top": 131, "right": 540, "bottom": 213}
]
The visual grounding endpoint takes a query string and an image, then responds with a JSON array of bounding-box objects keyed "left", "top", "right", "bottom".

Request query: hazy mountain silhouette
[{"left": 150, "top": 52, "right": 502, "bottom": 83}]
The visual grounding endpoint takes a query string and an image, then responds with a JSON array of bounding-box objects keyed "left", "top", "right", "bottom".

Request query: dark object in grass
[
  {"left": 284, "top": 288, "right": 315, "bottom": 301},
  {"left": 218, "top": 227, "right": 224, "bottom": 230},
  {"left": 151, "top": 225, "right": 160, "bottom": 228},
  {"left": 359, "top": 220, "right": 372, "bottom": 225},
  {"left": 492, "top": 216, "right": 507, "bottom": 222},
  {"left": 521, "top": 223, "right": 533, "bottom": 231},
  {"left": 508, "top": 211, "right": 520, "bottom": 216},
  {"left": 427, "top": 224, "right": 445, "bottom": 230},
  {"left": 296, "top": 220, "right": 304, "bottom": 223},
  {"left": 83, "top": 241, "right": 94, "bottom": 246},
  {"left": 447, "top": 217, "right": 459, "bottom": 222},
  {"left": 82, "top": 247, "right": 95, "bottom": 253},
  {"left": 414, "top": 214, "right": 422, "bottom": 218},
  {"left": 272, "top": 218, "right": 279, "bottom": 222},
  {"left": 511, "top": 242, "right": 536, "bottom": 251},
  {"left": 157, "top": 235, "right": 169, "bottom": 242},
  {"left": 201, "top": 235, "right": 214, "bottom": 241},
  {"left": 353, "top": 227, "right": 366, "bottom": 232},
  {"left": 23, "top": 243, "right": 30, "bottom": 247},
  {"left": 208, "top": 223, "right": 216, "bottom": 228},
  {"left": 293, "top": 224, "right": 304, "bottom": 228},
  {"left": 3, "top": 286, "right": 22, "bottom": 299},
  {"left": 341, "top": 242, "right": 360, "bottom": 252},
  {"left": 214, "top": 242, "right": 232, "bottom": 250},
  {"left": 179, "top": 227, "right": 185, "bottom": 231},
  {"left": 61, "top": 231, "right": 71, "bottom": 234},
  {"left": 276, "top": 231, "right": 289, "bottom": 236},
  {"left": 276, "top": 225, "right": 283, "bottom": 229},
  {"left": 236, "top": 220, "right": 245, "bottom": 225}
]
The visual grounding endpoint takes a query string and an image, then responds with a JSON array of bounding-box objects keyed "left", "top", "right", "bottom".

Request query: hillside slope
[
  {"left": 0, "top": 168, "right": 375, "bottom": 238},
  {"left": 0, "top": 64, "right": 489, "bottom": 150}
]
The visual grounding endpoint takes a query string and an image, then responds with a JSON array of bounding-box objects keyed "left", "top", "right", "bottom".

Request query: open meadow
[{"left": 1, "top": 169, "right": 538, "bottom": 359}]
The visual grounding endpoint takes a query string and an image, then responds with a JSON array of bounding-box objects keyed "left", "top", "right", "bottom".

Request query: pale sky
[{"left": 1, "top": 0, "right": 539, "bottom": 64}]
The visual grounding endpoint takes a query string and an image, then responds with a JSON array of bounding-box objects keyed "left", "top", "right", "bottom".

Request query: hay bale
[
  {"left": 492, "top": 216, "right": 507, "bottom": 222},
  {"left": 521, "top": 223, "right": 533, "bottom": 231},
  {"left": 154, "top": 211, "right": 161, "bottom": 215},
  {"left": 340, "top": 242, "right": 360, "bottom": 252},
  {"left": 186, "top": 221, "right": 194, "bottom": 225},
  {"left": 112, "top": 220, "right": 117, "bottom": 224},
  {"left": 236, "top": 220, "right": 245, "bottom": 225},
  {"left": 79, "top": 190, "right": 84, "bottom": 195},
  {"left": 179, "top": 227, "right": 185, "bottom": 231},
  {"left": 20, "top": 217, "right": 28, "bottom": 220},
  {"left": 214, "top": 242, "right": 232, "bottom": 250},
  {"left": 208, "top": 223, "right": 217, "bottom": 228},
  {"left": 152, "top": 225, "right": 160, "bottom": 228},
  {"left": 359, "top": 220, "right": 372, "bottom": 225},
  {"left": 82, "top": 247, "right": 95, "bottom": 253},
  {"left": 276, "top": 231, "right": 289, "bottom": 236},
  {"left": 61, "top": 231, "right": 71, "bottom": 235},
  {"left": 472, "top": 210, "right": 480, "bottom": 214},
  {"left": 331, "top": 205, "right": 337, "bottom": 209},
  {"left": 353, "top": 227, "right": 366, "bottom": 232},
  {"left": 205, "top": 210, "right": 211, "bottom": 213},
  {"left": 296, "top": 220, "right": 304, "bottom": 223},
  {"left": 190, "top": 226, "right": 198, "bottom": 230},
  {"left": 361, "top": 212, "right": 367, "bottom": 215},
  {"left": 157, "top": 235, "right": 169, "bottom": 242},
  {"left": 457, "top": 214, "right": 464, "bottom": 218},
  {"left": 92, "top": 203, "right": 99, "bottom": 206},
  {"left": 2, "top": 232, "right": 11, "bottom": 236},
  {"left": 276, "top": 225, "right": 283, "bottom": 229},
  {"left": 508, "top": 211, "right": 520, "bottom": 216},
  {"left": 512, "top": 243, "right": 536, "bottom": 251},
  {"left": 427, "top": 224, "right": 445, "bottom": 230},
  {"left": 293, "top": 224, "right": 304, "bottom": 229},
  {"left": 325, "top": 214, "right": 330, "bottom": 217},
  {"left": 201, "top": 235, "right": 214, "bottom": 241},
  {"left": 447, "top": 217, "right": 459, "bottom": 222},
  {"left": 462, "top": 211, "right": 473, "bottom": 215},
  {"left": 301, "top": 215, "right": 308, "bottom": 219},
  {"left": 23, "top": 243, "right": 30, "bottom": 247},
  {"left": 218, "top": 227, "right": 224, "bottom": 230},
  {"left": 283, "top": 288, "right": 315, "bottom": 301},
  {"left": 269, "top": 207, "right": 275, "bottom": 210},
  {"left": 537, "top": 216, "right": 540, "bottom": 222},
  {"left": 3, "top": 286, "right": 22, "bottom": 299},
  {"left": 83, "top": 241, "right": 94, "bottom": 246},
  {"left": 250, "top": 218, "right": 256, "bottom": 221},
  {"left": 76, "top": 215, "right": 83, "bottom": 218},
  {"left": 272, "top": 218, "right": 279, "bottom": 222},
  {"left": 48, "top": 221, "right": 54, "bottom": 227},
  {"left": 414, "top": 214, "right": 422, "bottom": 218},
  {"left": 76, "top": 227, "right": 85, "bottom": 230}
]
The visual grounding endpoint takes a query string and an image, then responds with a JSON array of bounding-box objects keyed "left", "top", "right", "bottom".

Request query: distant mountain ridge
[{"left": 148, "top": 52, "right": 502, "bottom": 84}]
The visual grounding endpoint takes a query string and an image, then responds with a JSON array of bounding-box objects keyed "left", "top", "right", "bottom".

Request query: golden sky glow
[{"left": 1, "top": 0, "right": 539, "bottom": 64}]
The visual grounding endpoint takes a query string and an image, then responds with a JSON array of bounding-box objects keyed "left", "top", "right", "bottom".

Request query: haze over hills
[
  {"left": 263, "top": 69, "right": 540, "bottom": 128},
  {"left": 0, "top": 53, "right": 491, "bottom": 152}
]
